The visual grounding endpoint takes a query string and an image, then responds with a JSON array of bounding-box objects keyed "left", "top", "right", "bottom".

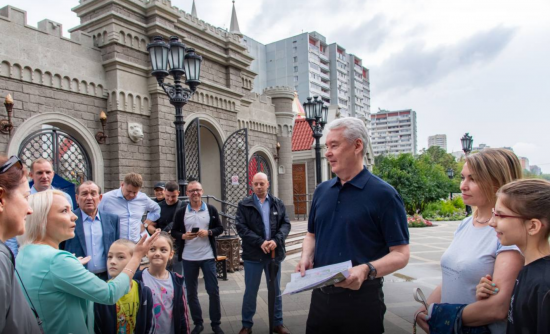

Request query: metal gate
[
  {"left": 18, "top": 128, "right": 92, "bottom": 184},
  {"left": 248, "top": 153, "right": 272, "bottom": 195},
  {"left": 221, "top": 128, "right": 249, "bottom": 217},
  {"left": 185, "top": 118, "right": 201, "bottom": 182}
]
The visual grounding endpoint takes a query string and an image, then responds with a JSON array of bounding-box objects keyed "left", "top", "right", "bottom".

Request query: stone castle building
[{"left": 0, "top": 0, "right": 296, "bottom": 217}]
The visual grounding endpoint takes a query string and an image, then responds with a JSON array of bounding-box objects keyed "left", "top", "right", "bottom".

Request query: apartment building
[
  {"left": 370, "top": 109, "right": 418, "bottom": 156},
  {"left": 428, "top": 134, "right": 447, "bottom": 151},
  {"left": 243, "top": 31, "right": 371, "bottom": 121}
]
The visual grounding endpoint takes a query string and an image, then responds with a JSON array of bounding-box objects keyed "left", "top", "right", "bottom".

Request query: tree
[{"left": 373, "top": 153, "right": 453, "bottom": 214}]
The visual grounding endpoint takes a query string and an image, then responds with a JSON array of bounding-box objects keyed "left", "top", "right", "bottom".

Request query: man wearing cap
[{"left": 153, "top": 181, "right": 166, "bottom": 203}]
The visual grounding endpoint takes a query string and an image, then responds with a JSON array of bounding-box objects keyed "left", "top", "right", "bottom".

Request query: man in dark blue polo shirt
[{"left": 297, "top": 117, "right": 410, "bottom": 334}]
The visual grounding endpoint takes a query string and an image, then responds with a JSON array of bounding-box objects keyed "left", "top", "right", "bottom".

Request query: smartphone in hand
[{"left": 191, "top": 227, "right": 200, "bottom": 233}]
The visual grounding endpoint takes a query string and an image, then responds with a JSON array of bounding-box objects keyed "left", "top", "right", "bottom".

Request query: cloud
[
  {"left": 372, "top": 25, "right": 518, "bottom": 94},
  {"left": 331, "top": 14, "right": 391, "bottom": 53},
  {"left": 245, "top": 0, "right": 365, "bottom": 42},
  {"left": 512, "top": 142, "right": 538, "bottom": 158}
]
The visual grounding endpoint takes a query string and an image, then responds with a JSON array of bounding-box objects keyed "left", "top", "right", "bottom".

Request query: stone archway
[
  {"left": 7, "top": 112, "right": 105, "bottom": 190},
  {"left": 183, "top": 113, "right": 225, "bottom": 208}
]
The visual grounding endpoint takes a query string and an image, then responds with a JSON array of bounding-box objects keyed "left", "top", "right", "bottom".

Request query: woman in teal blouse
[{"left": 16, "top": 189, "right": 159, "bottom": 334}]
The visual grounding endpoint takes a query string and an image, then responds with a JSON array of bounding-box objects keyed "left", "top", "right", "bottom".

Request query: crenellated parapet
[
  {"left": 264, "top": 86, "right": 296, "bottom": 138},
  {"left": 0, "top": 5, "right": 106, "bottom": 98}
]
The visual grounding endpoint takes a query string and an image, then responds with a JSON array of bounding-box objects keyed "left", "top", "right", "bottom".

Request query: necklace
[{"left": 475, "top": 217, "right": 491, "bottom": 224}]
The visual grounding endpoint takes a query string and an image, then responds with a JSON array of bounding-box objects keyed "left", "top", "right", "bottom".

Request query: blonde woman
[
  {"left": 415, "top": 149, "right": 524, "bottom": 333},
  {"left": 16, "top": 190, "right": 159, "bottom": 334}
]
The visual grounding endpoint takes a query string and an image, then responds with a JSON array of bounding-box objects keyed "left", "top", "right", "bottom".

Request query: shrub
[
  {"left": 422, "top": 198, "right": 466, "bottom": 221},
  {"left": 407, "top": 214, "right": 433, "bottom": 228}
]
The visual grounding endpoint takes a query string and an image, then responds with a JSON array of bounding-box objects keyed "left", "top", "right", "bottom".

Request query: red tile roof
[{"left": 292, "top": 118, "right": 314, "bottom": 152}]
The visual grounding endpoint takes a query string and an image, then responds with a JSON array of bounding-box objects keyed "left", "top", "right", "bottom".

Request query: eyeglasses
[
  {"left": 187, "top": 189, "right": 203, "bottom": 194},
  {"left": 0, "top": 156, "right": 23, "bottom": 174},
  {"left": 492, "top": 208, "right": 530, "bottom": 221}
]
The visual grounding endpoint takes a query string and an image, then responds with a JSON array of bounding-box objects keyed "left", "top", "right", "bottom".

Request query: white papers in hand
[{"left": 282, "top": 260, "right": 352, "bottom": 296}]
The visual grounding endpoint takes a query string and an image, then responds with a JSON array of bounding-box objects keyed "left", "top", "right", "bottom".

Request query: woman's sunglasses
[{"left": 0, "top": 155, "right": 23, "bottom": 174}]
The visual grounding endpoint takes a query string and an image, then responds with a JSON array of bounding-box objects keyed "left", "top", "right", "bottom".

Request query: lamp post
[
  {"left": 460, "top": 132, "right": 473, "bottom": 215},
  {"left": 461, "top": 132, "right": 473, "bottom": 156},
  {"left": 446, "top": 167, "right": 454, "bottom": 200},
  {"left": 147, "top": 36, "right": 202, "bottom": 194},
  {"left": 304, "top": 96, "right": 328, "bottom": 185}
]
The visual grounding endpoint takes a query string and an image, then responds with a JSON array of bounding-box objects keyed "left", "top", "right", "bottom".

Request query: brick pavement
[{"left": 188, "top": 221, "right": 461, "bottom": 334}]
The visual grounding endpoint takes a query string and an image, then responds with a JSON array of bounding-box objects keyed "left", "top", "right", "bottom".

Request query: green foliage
[
  {"left": 422, "top": 198, "right": 466, "bottom": 221},
  {"left": 373, "top": 153, "right": 454, "bottom": 214},
  {"left": 373, "top": 148, "right": 464, "bottom": 216},
  {"left": 451, "top": 196, "right": 465, "bottom": 209}
]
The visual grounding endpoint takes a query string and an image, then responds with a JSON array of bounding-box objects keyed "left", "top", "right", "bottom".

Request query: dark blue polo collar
[{"left": 329, "top": 166, "right": 372, "bottom": 189}]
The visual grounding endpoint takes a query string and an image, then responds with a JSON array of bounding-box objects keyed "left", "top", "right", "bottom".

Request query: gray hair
[
  {"left": 326, "top": 117, "right": 369, "bottom": 156},
  {"left": 76, "top": 180, "right": 101, "bottom": 195}
]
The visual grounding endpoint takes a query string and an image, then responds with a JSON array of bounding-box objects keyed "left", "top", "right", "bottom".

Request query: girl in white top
[{"left": 415, "top": 148, "right": 524, "bottom": 333}]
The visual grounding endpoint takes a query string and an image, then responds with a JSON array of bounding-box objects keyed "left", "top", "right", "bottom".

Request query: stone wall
[{"left": 0, "top": 0, "right": 295, "bottom": 206}]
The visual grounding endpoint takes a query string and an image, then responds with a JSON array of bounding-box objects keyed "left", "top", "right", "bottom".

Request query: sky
[{"left": 1, "top": 0, "right": 549, "bottom": 172}]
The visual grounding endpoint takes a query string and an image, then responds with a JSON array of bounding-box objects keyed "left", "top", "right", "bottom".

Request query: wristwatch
[
  {"left": 365, "top": 262, "right": 377, "bottom": 280},
  {"left": 143, "top": 222, "right": 149, "bottom": 229},
  {"left": 208, "top": 230, "right": 212, "bottom": 236}
]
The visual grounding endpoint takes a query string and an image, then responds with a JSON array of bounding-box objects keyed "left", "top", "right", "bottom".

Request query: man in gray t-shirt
[{"left": 171, "top": 180, "right": 225, "bottom": 334}]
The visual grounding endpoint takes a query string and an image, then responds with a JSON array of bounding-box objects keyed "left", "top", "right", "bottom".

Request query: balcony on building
[
  {"left": 309, "top": 63, "right": 321, "bottom": 73},
  {"left": 309, "top": 44, "right": 320, "bottom": 55},
  {"left": 319, "top": 52, "right": 329, "bottom": 62},
  {"left": 319, "top": 70, "right": 330, "bottom": 80}
]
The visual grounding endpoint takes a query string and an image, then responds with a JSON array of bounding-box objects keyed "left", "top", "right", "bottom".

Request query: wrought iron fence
[{"left": 293, "top": 193, "right": 313, "bottom": 221}]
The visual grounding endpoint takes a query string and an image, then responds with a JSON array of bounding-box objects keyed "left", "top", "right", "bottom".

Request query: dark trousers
[
  {"left": 242, "top": 260, "right": 283, "bottom": 328},
  {"left": 306, "top": 279, "right": 386, "bottom": 334},
  {"left": 182, "top": 259, "right": 222, "bottom": 327}
]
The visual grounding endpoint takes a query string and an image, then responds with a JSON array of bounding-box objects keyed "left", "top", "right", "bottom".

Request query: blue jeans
[
  {"left": 242, "top": 260, "right": 283, "bottom": 328},
  {"left": 182, "top": 259, "right": 222, "bottom": 327}
]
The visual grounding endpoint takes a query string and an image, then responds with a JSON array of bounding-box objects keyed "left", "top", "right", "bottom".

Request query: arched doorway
[
  {"left": 8, "top": 112, "right": 105, "bottom": 190},
  {"left": 248, "top": 152, "right": 272, "bottom": 195},
  {"left": 185, "top": 118, "right": 223, "bottom": 209},
  {"left": 18, "top": 128, "right": 92, "bottom": 184}
]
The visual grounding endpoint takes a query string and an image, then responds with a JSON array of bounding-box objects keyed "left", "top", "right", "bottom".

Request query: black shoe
[
  {"left": 191, "top": 324, "right": 204, "bottom": 334},
  {"left": 212, "top": 326, "right": 225, "bottom": 334}
]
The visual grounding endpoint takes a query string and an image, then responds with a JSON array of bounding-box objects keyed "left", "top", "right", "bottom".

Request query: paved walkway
[{"left": 191, "top": 221, "right": 461, "bottom": 334}]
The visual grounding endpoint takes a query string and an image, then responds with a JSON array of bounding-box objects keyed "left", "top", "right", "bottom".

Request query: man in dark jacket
[
  {"left": 62, "top": 181, "right": 119, "bottom": 280},
  {"left": 236, "top": 172, "right": 291, "bottom": 334},
  {"left": 171, "top": 180, "right": 224, "bottom": 334}
]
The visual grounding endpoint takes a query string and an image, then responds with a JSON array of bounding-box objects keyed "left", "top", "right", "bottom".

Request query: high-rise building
[
  {"left": 428, "top": 134, "right": 447, "bottom": 151},
  {"left": 369, "top": 109, "right": 417, "bottom": 156},
  {"left": 520, "top": 157, "right": 530, "bottom": 171},
  {"left": 243, "top": 31, "right": 371, "bottom": 121},
  {"left": 530, "top": 165, "right": 542, "bottom": 175}
]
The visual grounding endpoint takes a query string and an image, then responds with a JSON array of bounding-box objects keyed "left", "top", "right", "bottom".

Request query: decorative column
[{"left": 264, "top": 86, "right": 295, "bottom": 220}]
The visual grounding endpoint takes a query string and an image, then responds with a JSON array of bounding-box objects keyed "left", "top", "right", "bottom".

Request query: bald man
[{"left": 235, "top": 172, "right": 291, "bottom": 334}]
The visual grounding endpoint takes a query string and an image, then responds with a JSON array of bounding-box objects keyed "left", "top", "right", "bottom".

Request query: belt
[{"left": 319, "top": 277, "right": 383, "bottom": 295}]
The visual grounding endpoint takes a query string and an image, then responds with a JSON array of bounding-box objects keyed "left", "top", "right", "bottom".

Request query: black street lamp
[
  {"left": 304, "top": 96, "right": 328, "bottom": 185},
  {"left": 460, "top": 132, "right": 473, "bottom": 215},
  {"left": 147, "top": 36, "right": 202, "bottom": 193},
  {"left": 446, "top": 167, "right": 454, "bottom": 200},
  {"left": 461, "top": 132, "right": 473, "bottom": 156}
]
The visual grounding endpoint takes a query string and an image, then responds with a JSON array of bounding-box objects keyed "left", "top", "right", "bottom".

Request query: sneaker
[
  {"left": 212, "top": 326, "right": 225, "bottom": 334},
  {"left": 191, "top": 324, "right": 204, "bottom": 334}
]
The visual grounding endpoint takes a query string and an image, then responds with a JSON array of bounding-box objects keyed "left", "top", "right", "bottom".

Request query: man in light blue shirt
[{"left": 98, "top": 172, "right": 160, "bottom": 243}]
